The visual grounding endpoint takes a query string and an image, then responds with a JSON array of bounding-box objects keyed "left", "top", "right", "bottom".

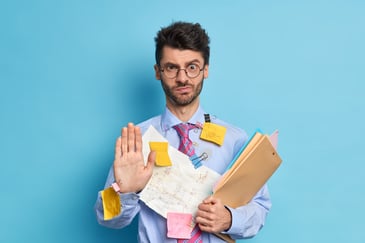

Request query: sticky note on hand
[
  {"left": 200, "top": 122, "right": 226, "bottom": 146},
  {"left": 149, "top": 141, "right": 172, "bottom": 166},
  {"left": 167, "top": 212, "right": 193, "bottom": 239},
  {"left": 101, "top": 187, "right": 121, "bottom": 220}
]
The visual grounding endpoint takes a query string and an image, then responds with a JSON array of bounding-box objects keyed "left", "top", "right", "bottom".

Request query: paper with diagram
[{"left": 139, "top": 125, "right": 220, "bottom": 219}]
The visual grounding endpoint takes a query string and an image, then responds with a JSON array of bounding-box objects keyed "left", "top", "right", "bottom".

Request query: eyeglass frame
[{"left": 158, "top": 63, "right": 205, "bottom": 79}]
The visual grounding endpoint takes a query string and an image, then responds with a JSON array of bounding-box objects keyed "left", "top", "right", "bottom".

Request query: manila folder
[
  {"left": 213, "top": 134, "right": 281, "bottom": 207},
  {"left": 212, "top": 134, "right": 282, "bottom": 242}
]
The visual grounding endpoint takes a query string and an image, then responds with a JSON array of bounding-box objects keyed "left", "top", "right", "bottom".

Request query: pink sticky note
[
  {"left": 111, "top": 182, "right": 120, "bottom": 192},
  {"left": 167, "top": 212, "right": 193, "bottom": 239},
  {"left": 269, "top": 129, "right": 279, "bottom": 150}
]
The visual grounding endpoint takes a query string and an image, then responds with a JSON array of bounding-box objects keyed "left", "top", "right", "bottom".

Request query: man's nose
[{"left": 176, "top": 69, "right": 189, "bottom": 82}]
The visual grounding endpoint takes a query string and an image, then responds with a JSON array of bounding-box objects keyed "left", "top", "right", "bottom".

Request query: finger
[
  {"left": 135, "top": 126, "right": 142, "bottom": 152},
  {"left": 203, "top": 196, "right": 216, "bottom": 204},
  {"left": 146, "top": 151, "right": 156, "bottom": 171},
  {"left": 115, "top": 136, "right": 122, "bottom": 160},
  {"left": 198, "top": 201, "right": 214, "bottom": 212},
  {"left": 121, "top": 127, "right": 128, "bottom": 154},
  {"left": 127, "top": 123, "right": 135, "bottom": 152},
  {"left": 196, "top": 216, "right": 213, "bottom": 228},
  {"left": 197, "top": 207, "right": 213, "bottom": 220}
]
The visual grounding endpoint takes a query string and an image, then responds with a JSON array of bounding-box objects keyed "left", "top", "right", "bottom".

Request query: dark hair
[{"left": 154, "top": 21, "right": 210, "bottom": 65}]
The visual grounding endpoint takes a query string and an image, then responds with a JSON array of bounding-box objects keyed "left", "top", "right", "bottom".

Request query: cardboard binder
[{"left": 213, "top": 132, "right": 282, "bottom": 243}]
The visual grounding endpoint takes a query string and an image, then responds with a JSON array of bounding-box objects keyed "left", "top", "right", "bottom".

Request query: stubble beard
[{"left": 160, "top": 77, "right": 204, "bottom": 107}]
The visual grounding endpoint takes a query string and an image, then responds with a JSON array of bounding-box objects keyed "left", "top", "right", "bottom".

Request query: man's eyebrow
[
  {"left": 162, "top": 59, "right": 202, "bottom": 67},
  {"left": 162, "top": 62, "right": 178, "bottom": 66},
  {"left": 185, "top": 59, "right": 202, "bottom": 65}
]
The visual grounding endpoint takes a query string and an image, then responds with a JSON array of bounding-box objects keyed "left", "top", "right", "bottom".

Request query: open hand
[{"left": 113, "top": 123, "right": 155, "bottom": 193}]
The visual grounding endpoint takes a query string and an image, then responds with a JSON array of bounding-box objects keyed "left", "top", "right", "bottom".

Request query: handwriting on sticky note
[
  {"left": 167, "top": 212, "right": 193, "bottom": 239},
  {"left": 149, "top": 141, "right": 172, "bottom": 166},
  {"left": 101, "top": 187, "right": 121, "bottom": 220},
  {"left": 200, "top": 122, "right": 226, "bottom": 146}
]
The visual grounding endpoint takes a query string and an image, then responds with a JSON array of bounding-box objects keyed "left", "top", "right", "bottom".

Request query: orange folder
[{"left": 213, "top": 131, "right": 282, "bottom": 242}]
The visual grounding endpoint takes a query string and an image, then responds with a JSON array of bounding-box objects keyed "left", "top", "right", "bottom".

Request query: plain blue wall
[{"left": 1, "top": 0, "right": 364, "bottom": 242}]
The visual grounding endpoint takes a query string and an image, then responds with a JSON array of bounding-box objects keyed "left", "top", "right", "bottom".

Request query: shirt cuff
[
  {"left": 120, "top": 192, "right": 140, "bottom": 206},
  {"left": 223, "top": 206, "right": 245, "bottom": 235}
]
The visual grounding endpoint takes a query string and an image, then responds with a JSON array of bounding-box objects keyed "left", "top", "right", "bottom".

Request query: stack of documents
[{"left": 212, "top": 130, "right": 282, "bottom": 242}]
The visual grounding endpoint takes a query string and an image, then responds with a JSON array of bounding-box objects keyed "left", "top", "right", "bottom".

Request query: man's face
[{"left": 154, "top": 46, "right": 209, "bottom": 107}]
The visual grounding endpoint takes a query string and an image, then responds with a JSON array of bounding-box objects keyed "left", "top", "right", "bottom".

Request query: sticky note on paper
[
  {"left": 167, "top": 212, "right": 193, "bottom": 239},
  {"left": 101, "top": 187, "right": 121, "bottom": 220},
  {"left": 149, "top": 141, "right": 172, "bottom": 166},
  {"left": 200, "top": 123, "right": 226, "bottom": 146}
]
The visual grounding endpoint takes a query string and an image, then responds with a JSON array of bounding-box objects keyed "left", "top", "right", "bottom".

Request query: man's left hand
[{"left": 195, "top": 196, "right": 232, "bottom": 233}]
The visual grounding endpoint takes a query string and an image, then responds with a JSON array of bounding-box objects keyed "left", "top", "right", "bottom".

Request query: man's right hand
[{"left": 113, "top": 123, "right": 155, "bottom": 193}]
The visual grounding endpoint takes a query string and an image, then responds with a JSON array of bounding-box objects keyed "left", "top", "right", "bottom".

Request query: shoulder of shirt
[{"left": 211, "top": 116, "right": 248, "bottom": 141}]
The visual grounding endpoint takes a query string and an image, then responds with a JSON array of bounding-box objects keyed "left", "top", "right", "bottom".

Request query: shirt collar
[{"left": 161, "top": 105, "right": 206, "bottom": 132}]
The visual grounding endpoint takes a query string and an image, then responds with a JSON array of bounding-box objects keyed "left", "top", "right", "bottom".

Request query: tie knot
[{"left": 173, "top": 123, "right": 196, "bottom": 138}]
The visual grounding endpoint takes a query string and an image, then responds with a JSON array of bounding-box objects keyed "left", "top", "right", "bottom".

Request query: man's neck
[{"left": 166, "top": 99, "right": 200, "bottom": 123}]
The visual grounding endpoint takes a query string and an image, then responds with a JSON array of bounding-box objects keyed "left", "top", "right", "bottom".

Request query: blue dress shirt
[{"left": 94, "top": 106, "right": 271, "bottom": 242}]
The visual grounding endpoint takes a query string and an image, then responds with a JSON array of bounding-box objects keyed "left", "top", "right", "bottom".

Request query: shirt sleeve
[
  {"left": 94, "top": 166, "right": 141, "bottom": 229},
  {"left": 223, "top": 184, "right": 271, "bottom": 239}
]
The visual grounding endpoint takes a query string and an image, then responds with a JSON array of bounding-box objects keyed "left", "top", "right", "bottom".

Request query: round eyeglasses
[{"left": 159, "top": 63, "right": 204, "bottom": 79}]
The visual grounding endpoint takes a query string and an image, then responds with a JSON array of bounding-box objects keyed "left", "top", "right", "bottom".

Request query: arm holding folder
[{"left": 212, "top": 130, "right": 282, "bottom": 243}]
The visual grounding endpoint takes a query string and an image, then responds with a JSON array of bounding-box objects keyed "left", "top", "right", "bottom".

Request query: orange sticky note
[
  {"left": 101, "top": 187, "right": 121, "bottom": 220},
  {"left": 149, "top": 141, "right": 172, "bottom": 166},
  {"left": 167, "top": 212, "right": 193, "bottom": 239},
  {"left": 200, "top": 123, "right": 226, "bottom": 146}
]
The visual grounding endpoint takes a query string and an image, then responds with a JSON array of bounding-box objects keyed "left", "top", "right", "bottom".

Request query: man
[{"left": 94, "top": 21, "right": 271, "bottom": 242}]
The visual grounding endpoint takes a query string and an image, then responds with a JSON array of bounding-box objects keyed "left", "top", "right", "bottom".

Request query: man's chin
[{"left": 175, "top": 97, "right": 196, "bottom": 106}]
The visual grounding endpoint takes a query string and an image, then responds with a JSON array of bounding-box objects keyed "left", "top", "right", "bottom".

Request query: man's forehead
[{"left": 160, "top": 46, "right": 204, "bottom": 64}]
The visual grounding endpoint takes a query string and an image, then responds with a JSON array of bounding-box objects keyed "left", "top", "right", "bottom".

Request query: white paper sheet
[{"left": 140, "top": 125, "right": 220, "bottom": 219}]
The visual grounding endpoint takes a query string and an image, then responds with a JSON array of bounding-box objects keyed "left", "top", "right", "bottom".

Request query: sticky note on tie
[
  {"left": 167, "top": 212, "right": 193, "bottom": 239},
  {"left": 101, "top": 187, "right": 121, "bottom": 220},
  {"left": 149, "top": 141, "right": 172, "bottom": 166},
  {"left": 200, "top": 122, "right": 226, "bottom": 146}
]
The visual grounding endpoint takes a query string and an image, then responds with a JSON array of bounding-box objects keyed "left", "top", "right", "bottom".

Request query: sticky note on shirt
[
  {"left": 167, "top": 212, "right": 193, "bottom": 239},
  {"left": 101, "top": 187, "right": 121, "bottom": 220},
  {"left": 149, "top": 141, "right": 172, "bottom": 166},
  {"left": 200, "top": 122, "right": 226, "bottom": 146}
]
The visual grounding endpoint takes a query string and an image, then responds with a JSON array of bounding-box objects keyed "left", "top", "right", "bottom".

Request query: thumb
[{"left": 146, "top": 150, "right": 156, "bottom": 170}]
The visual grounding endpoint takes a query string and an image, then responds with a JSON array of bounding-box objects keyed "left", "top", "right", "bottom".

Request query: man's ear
[
  {"left": 154, "top": 64, "right": 161, "bottom": 80},
  {"left": 203, "top": 64, "right": 209, "bottom": 79}
]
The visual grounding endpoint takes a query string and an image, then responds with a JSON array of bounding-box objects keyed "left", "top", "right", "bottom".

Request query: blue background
[{"left": 1, "top": 0, "right": 364, "bottom": 242}]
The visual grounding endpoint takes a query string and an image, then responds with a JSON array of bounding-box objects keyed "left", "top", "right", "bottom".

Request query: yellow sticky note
[
  {"left": 200, "top": 123, "right": 226, "bottom": 146},
  {"left": 101, "top": 187, "right": 121, "bottom": 220},
  {"left": 149, "top": 141, "right": 172, "bottom": 166}
]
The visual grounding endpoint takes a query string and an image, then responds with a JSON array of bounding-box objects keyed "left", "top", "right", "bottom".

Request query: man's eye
[
  {"left": 188, "top": 64, "right": 198, "bottom": 71},
  {"left": 165, "top": 65, "right": 178, "bottom": 71}
]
